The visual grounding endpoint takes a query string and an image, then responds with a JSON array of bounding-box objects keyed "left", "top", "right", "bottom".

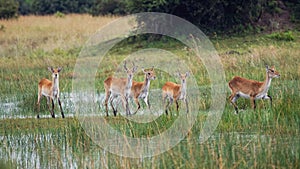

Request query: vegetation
[
  {"left": 93, "top": 0, "right": 300, "bottom": 32},
  {"left": 0, "top": 0, "right": 18, "bottom": 19},
  {"left": 1, "top": 0, "right": 300, "bottom": 33},
  {"left": 0, "top": 15, "right": 299, "bottom": 168},
  {"left": 267, "top": 31, "right": 295, "bottom": 41}
]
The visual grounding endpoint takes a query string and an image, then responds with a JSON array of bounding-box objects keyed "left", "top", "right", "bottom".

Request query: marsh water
[
  {"left": 1, "top": 129, "right": 299, "bottom": 168},
  {"left": 0, "top": 90, "right": 172, "bottom": 119},
  {"left": 0, "top": 89, "right": 299, "bottom": 168}
]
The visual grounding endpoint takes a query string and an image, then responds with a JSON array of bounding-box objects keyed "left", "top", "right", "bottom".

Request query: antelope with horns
[
  {"left": 130, "top": 67, "right": 156, "bottom": 114},
  {"left": 104, "top": 61, "right": 137, "bottom": 116},
  {"left": 162, "top": 71, "right": 189, "bottom": 115},
  {"left": 37, "top": 67, "right": 64, "bottom": 118},
  {"left": 228, "top": 65, "right": 280, "bottom": 114}
]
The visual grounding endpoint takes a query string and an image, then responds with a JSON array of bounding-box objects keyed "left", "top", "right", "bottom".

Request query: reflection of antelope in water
[
  {"left": 228, "top": 65, "right": 280, "bottom": 114},
  {"left": 130, "top": 67, "right": 156, "bottom": 114},
  {"left": 37, "top": 67, "right": 64, "bottom": 118},
  {"left": 162, "top": 72, "right": 189, "bottom": 115},
  {"left": 103, "top": 61, "right": 137, "bottom": 116}
]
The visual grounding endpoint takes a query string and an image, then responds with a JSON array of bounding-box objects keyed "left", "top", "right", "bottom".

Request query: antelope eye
[
  {"left": 148, "top": 72, "right": 151, "bottom": 75},
  {"left": 271, "top": 70, "right": 274, "bottom": 73}
]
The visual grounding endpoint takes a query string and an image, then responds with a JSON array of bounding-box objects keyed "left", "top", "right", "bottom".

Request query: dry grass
[{"left": 0, "top": 14, "right": 119, "bottom": 57}]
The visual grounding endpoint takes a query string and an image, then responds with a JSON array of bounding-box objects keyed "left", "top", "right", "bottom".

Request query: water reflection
[
  {"left": 0, "top": 131, "right": 299, "bottom": 168},
  {"left": 0, "top": 131, "right": 111, "bottom": 168}
]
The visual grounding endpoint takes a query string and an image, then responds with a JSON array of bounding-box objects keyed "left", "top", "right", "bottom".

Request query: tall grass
[{"left": 0, "top": 118, "right": 299, "bottom": 168}]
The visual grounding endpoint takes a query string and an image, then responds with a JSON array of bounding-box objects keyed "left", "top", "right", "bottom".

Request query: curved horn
[
  {"left": 265, "top": 64, "right": 269, "bottom": 70},
  {"left": 123, "top": 60, "right": 128, "bottom": 71},
  {"left": 132, "top": 62, "right": 138, "bottom": 72},
  {"left": 185, "top": 71, "right": 190, "bottom": 77}
]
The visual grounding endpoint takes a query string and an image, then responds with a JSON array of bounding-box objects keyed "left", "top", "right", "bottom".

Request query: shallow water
[
  {"left": 1, "top": 130, "right": 299, "bottom": 168},
  {"left": 0, "top": 88, "right": 202, "bottom": 119}
]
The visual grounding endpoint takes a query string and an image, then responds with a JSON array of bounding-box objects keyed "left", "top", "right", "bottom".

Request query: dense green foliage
[
  {"left": 1, "top": 0, "right": 300, "bottom": 32},
  {"left": 267, "top": 31, "right": 295, "bottom": 41},
  {"left": 17, "top": 0, "right": 33, "bottom": 15},
  {"left": 16, "top": 0, "right": 94, "bottom": 15},
  {"left": 0, "top": 0, "right": 18, "bottom": 19},
  {"left": 90, "top": 0, "right": 264, "bottom": 32},
  {"left": 90, "top": 0, "right": 300, "bottom": 33},
  {"left": 90, "top": 0, "right": 126, "bottom": 15},
  {"left": 31, "top": 0, "right": 94, "bottom": 15},
  {"left": 285, "top": 0, "right": 300, "bottom": 22}
]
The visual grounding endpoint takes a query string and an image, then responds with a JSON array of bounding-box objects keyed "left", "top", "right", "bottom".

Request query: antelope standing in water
[
  {"left": 37, "top": 67, "right": 64, "bottom": 118},
  {"left": 162, "top": 72, "right": 189, "bottom": 115},
  {"left": 228, "top": 65, "right": 280, "bottom": 114},
  {"left": 103, "top": 61, "right": 137, "bottom": 116},
  {"left": 130, "top": 67, "right": 156, "bottom": 114}
]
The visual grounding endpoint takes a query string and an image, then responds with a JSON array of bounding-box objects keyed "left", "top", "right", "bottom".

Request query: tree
[
  {"left": 0, "top": 0, "right": 19, "bottom": 19},
  {"left": 31, "top": 0, "right": 94, "bottom": 15},
  {"left": 91, "top": 0, "right": 265, "bottom": 33},
  {"left": 90, "top": 0, "right": 126, "bottom": 16},
  {"left": 17, "top": 0, "right": 33, "bottom": 15}
]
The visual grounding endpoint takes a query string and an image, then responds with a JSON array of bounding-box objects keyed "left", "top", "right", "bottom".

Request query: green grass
[
  {"left": 0, "top": 116, "right": 299, "bottom": 168},
  {"left": 0, "top": 15, "right": 299, "bottom": 168}
]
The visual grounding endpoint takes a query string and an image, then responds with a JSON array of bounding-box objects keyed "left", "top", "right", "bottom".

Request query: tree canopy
[{"left": 1, "top": 0, "right": 299, "bottom": 33}]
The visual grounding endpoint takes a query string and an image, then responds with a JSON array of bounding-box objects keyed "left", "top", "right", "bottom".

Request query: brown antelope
[
  {"left": 162, "top": 71, "right": 189, "bottom": 115},
  {"left": 37, "top": 67, "right": 64, "bottom": 118},
  {"left": 104, "top": 61, "right": 137, "bottom": 116},
  {"left": 130, "top": 67, "right": 156, "bottom": 114},
  {"left": 228, "top": 65, "right": 280, "bottom": 114}
]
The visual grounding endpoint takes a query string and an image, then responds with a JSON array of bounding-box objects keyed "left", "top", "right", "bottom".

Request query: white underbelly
[
  {"left": 237, "top": 92, "right": 266, "bottom": 100},
  {"left": 237, "top": 92, "right": 250, "bottom": 99},
  {"left": 42, "top": 91, "right": 50, "bottom": 97},
  {"left": 255, "top": 94, "right": 266, "bottom": 100},
  {"left": 139, "top": 92, "right": 148, "bottom": 99},
  {"left": 42, "top": 91, "right": 58, "bottom": 98}
]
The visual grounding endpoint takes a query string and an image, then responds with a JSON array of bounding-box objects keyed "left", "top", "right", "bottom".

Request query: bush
[
  {"left": 267, "top": 31, "right": 295, "bottom": 41},
  {"left": 284, "top": 0, "right": 300, "bottom": 23},
  {"left": 90, "top": 0, "right": 126, "bottom": 16},
  {"left": 54, "top": 11, "right": 65, "bottom": 18},
  {"left": 32, "top": 0, "right": 94, "bottom": 15},
  {"left": 0, "top": 0, "right": 18, "bottom": 19},
  {"left": 17, "top": 0, "right": 33, "bottom": 15}
]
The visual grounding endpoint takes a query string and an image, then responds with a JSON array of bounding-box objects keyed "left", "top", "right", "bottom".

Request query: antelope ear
[
  {"left": 142, "top": 68, "right": 146, "bottom": 73},
  {"left": 48, "top": 67, "right": 54, "bottom": 72},
  {"left": 133, "top": 65, "right": 138, "bottom": 73},
  {"left": 123, "top": 61, "right": 128, "bottom": 71},
  {"left": 271, "top": 65, "right": 275, "bottom": 70},
  {"left": 57, "top": 67, "right": 62, "bottom": 72}
]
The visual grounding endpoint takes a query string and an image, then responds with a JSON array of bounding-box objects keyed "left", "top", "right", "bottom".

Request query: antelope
[
  {"left": 104, "top": 61, "right": 137, "bottom": 116},
  {"left": 37, "top": 67, "right": 64, "bottom": 118},
  {"left": 228, "top": 65, "right": 280, "bottom": 114},
  {"left": 162, "top": 71, "right": 189, "bottom": 115},
  {"left": 130, "top": 67, "right": 156, "bottom": 114}
]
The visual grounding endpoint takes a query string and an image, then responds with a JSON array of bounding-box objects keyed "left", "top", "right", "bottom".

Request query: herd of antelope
[{"left": 36, "top": 63, "right": 280, "bottom": 118}]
